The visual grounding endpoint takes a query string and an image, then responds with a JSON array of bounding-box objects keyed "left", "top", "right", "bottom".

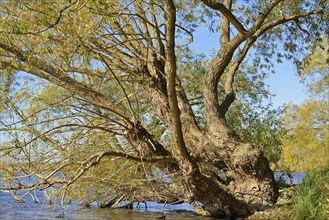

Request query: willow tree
[{"left": 0, "top": 0, "right": 327, "bottom": 218}]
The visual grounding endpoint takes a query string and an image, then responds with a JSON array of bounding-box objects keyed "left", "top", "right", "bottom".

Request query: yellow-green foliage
[
  {"left": 281, "top": 39, "right": 329, "bottom": 172},
  {"left": 294, "top": 165, "right": 329, "bottom": 220},
  {"left": 282, "top": 102, "right": 329, "bottom": 172}
]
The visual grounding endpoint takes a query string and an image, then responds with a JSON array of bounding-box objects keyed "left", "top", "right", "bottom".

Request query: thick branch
[
  {"left": 204, "top": 4, "right": 322, "bottom": 132},
  {"left": 200, "top": 0, "right": 246, "bottom": 33},
  {"left": 93, "top": 151, "right": 175, "bottom": 163},
  {"left": 165, "top": 0, "right": 193, "bottom": 165},
  {"left": 218, "top": 9, "right": 323, "bottom": 115},
  {"left": 150, "top": 3, "right": 166, "bottom": 59},
  {"left": 203, "top": 47, "right": 236, "bottom": 132},
  {"left": 220, "top": 0, "right": 232, "bottom": 47},
  {"left": 219, "top": 37, "right": 257, "bottom": 115}
]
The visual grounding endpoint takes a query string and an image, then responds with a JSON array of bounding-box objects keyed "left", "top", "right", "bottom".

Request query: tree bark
[{"left": 167, "top": 127, "right": 278, "bottom": 218}]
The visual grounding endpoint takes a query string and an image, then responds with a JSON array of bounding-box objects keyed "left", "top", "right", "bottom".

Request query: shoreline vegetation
[{"left": 249, "top": 166, "right": 329, "bottom": 220}]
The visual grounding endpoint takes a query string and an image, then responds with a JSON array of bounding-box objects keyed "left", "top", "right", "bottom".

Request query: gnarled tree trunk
[
  {"left": 1, "top": 0, "right": 324, "bottom": 218},
  {"left": 148, "top": 111, "right": 278, "bottom": 218}
]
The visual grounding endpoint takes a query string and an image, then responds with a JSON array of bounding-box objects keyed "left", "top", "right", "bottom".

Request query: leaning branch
[
  {"left": 0, "top": 45, "right": 133, "bottom": 125},
  {"left": 67, "top": 150, "right": 175, "bottom": 186}
]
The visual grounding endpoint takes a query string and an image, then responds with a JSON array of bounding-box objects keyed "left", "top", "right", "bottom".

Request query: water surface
[
  {"left": 0, "top": 190, "right": 214, "bottom": 220},
  {"left": 0, "top": 172, "right": 304, "bottom": 219}
]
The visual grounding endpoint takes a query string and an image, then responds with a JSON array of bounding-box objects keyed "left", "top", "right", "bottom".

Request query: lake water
[
  {"left": 0, "top": 190, "right": 215, "bottom": 220},
  {"left": 0, "top": 172, "right": 304, "bottom": 220}
]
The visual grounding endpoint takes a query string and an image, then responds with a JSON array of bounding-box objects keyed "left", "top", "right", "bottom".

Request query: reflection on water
[{"left": 0, "top": 172, "right": 304, "bottom": 220}]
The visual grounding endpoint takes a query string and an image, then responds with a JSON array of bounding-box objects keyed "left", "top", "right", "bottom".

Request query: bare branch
[{"left": 294, "top": 19, "right": 311, "bottom": 37}]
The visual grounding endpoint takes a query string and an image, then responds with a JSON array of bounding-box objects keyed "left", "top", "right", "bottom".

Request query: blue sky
[
  {"left": 266, "top": 62, "right": 307, "bottom": 107},
  {"left": 189, "top": 27, "right": 307, "bottom": 108}
]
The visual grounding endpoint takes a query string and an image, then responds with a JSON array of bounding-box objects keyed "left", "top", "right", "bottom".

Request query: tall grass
[{"left": 294, "top": 165, "right": 329, "bottom": 220}]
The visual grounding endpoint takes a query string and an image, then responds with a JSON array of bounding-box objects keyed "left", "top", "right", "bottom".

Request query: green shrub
[{"left": 294, "top": 165, "right": 329, "bottom": 220}]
